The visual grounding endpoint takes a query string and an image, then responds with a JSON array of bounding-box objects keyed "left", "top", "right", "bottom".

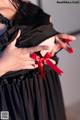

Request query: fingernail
[
  {"left": 66, "top": 39, "right": 72, "bottom": 43},
  {"left": 34, "top": 64, "right": 38, "bottom": 68},
  {"left": 67, "top": 47, "right": 74, "bottom": 54}
]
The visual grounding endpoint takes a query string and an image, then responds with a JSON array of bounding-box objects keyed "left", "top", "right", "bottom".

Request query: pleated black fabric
[
  {"left": 0, "top": 66, "right": 66, "bottom": 120},
  {"left": 0, "top": 1, "right": 66, "bottom": 120}
]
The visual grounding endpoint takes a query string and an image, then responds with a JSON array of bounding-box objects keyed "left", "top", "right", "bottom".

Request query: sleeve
[
  {"left": 16, "top": 23, "right": 60, "bottom": 48},
  {"left": 15, "top": 2, "right": 61, "bottom": 48},
  {"left": 0, "top": 2, "right": 61, "bottom": 50}
]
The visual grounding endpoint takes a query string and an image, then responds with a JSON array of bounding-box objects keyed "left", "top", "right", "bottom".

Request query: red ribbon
[{"left": 31, "top": 52, "right": 63, "bottom": 79}]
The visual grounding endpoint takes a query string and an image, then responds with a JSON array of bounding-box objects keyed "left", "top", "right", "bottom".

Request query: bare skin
[
  {"left": 0, "top": 30, "right": 50, "bottom": 76},
  {"left": 0, "top": 0, "right": 76, "bottom": 76}
]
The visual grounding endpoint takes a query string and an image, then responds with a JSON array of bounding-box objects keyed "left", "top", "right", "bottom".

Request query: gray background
[{"left": 25, "top": 0, "right": 80, "bottom": 107}]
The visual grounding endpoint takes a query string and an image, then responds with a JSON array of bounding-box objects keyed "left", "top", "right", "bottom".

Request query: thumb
[{"left": 10, "top": 30, "right": 21, "bottom": 47}]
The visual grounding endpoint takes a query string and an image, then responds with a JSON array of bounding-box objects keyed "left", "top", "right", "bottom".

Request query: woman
[{"left": 0, "top": 0, "right": 76, "bottom": 120}]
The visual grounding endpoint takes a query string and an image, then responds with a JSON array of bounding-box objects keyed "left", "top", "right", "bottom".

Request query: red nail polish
[
  {"left": 61, "top": 39, "right": 72, "bottom": 43},
  {"left": 67, "top": 47, "right": 74, "bottom": 54}
]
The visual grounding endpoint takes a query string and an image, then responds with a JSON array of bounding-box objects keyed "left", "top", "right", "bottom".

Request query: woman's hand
[
  {"left": 54, "top": 33, "right": 76, "bottom": 53},
  {"left": 0, "top": 30, "right": 49, "bottom": 76},
  {"left": 39, "top": 34, "right": 76, "bottom": 56}
]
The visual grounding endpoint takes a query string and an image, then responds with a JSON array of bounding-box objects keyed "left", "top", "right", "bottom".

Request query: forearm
[{"left": 0, "top": 58, "right": 8, "bottom": 77}]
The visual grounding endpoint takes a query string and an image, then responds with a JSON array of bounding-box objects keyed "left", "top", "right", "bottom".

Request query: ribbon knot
[{"left": 31, "top": 52, "right": 63, "bottom": 79}]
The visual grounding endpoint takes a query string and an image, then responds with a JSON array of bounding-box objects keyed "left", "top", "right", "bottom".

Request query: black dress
[{"left": 0, "top": 2, "right": 66, "bottom": 120}]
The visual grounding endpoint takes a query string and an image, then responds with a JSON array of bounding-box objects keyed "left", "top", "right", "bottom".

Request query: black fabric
[
  {"left": 0, "top": 2, "right": 60, "bottom": 50},
  {"left": 0, "top": 23, "right": 59, "bottom": 50},
  {"left": 0, "top": 14, "right": 10, "bottom": 26},
  {"left": 0, "top": 1, "right": 66, "bottom": 120}
]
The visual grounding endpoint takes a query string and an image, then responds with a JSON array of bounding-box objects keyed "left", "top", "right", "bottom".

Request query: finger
[
  {"left": 21, "top": 53, "right": 36, "bottom": 61},
  {"left": 27, "top": 45, "right": 50, "bottom": 54},
  {"left": 24, "top": 57, "right": 36, "bottom": 61},
  {"left": 22, "top": 64, "right": 38, "bottom": 69},
  {"left": 55, "top": 36, "right": 74, "bottom": 54},
  {"left": 55, "top": 36, "right": 69, "bottom": 49},
  {"left": 23, "top": 60, "right": 36, "bottom": 65},
  {"left": 10, "top": 30, "right": 21, "bottom": 47},
  {"left": 57, "top": 34, "right": 76, "bottom": 41}
]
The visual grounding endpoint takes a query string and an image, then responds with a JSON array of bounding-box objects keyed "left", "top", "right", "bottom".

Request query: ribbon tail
[
  {"left": 38, "top": 60, "right": 45, "bottom": 79},
  {"left": 31, "top": 53, "right": 45, "bottom": 79},
  {"left": 31, "top": 53, "right": 40, "bottom": 60},
  {"left": 45, "top": 59, "right": 63, "bottom": 76}
]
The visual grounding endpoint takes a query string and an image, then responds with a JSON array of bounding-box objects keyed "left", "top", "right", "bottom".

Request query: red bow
[{"left": 31, "top": 52, "right": 63, "bottom": 79}]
